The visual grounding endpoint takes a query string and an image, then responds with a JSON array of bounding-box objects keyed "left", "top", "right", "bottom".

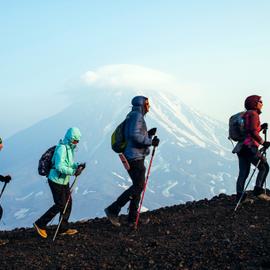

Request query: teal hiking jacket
[{"left": 48, "top": 127, "right": 81, "bottom": 185}]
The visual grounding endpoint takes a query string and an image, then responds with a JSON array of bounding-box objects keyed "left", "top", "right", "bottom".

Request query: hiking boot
[
  {"left": 257, "top": 193, "right": 270, "bottom": 201},
  {"left": 33, "top": 223, "right": 47, "bottom": 239},
  {"left": 60, "top": 229, "right": 78, "bottom": 236},
  {"left": 0, "top": 239, "right": 9, "bottom": 246},
  {"left": 104, "top": 207, "right": 121, "bottom": 227},
  {"left": 253, "top": 186, "right": 264, "bottom": 196}
]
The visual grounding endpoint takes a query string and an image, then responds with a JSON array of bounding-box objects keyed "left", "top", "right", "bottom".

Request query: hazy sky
[{"left": 1, "top": 0, "right": 270, "bottom": 138}]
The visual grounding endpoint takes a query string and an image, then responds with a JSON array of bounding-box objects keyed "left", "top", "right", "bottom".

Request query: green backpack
[{"left": 111, "top": 120, "right": 127, "bottom": 153}]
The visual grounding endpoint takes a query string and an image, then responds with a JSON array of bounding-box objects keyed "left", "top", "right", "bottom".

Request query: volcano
[{"left": 0, "top": 89, "right": 237, "bottom": 229}]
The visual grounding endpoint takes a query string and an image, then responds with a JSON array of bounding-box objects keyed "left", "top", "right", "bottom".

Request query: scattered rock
[{"left": 0, "top": 192, "right": 269, "bottom": 269}]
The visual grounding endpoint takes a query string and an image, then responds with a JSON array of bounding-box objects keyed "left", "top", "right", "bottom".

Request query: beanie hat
[{"left": 244, "top": 95, "right": 261, "bottom": 110}]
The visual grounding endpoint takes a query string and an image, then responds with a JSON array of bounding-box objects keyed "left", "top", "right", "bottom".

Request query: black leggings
[
  {"left": 237, "top": 146, "right": 269, "bottom": 194},
  {"left": 35, "top": 180, "right": 72, "bottom": 231}
]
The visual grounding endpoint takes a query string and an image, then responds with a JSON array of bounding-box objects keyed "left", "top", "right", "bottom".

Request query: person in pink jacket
[{"left": 236, "top": 95, "right": 270, "bottom": 203}]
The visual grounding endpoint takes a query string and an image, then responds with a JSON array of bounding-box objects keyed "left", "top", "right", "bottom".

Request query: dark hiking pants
[
  {"left": 35, "top": 180, "right": 72, "bottom": 231},
  {"left": 237, "top": 146, "right": 269, "bottom": 195},
  {"left": 108, "top": 159, "right": 146, "bottom": 222}
]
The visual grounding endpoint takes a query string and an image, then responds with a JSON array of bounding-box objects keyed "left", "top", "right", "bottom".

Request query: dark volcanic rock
[{"left": 1, "top": 193, "right": 270, "bottom": 269}]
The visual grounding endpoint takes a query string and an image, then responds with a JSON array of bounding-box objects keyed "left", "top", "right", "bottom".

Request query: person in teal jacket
[{"left": 34, "top": 127, "right": 85, "bottom": 239}]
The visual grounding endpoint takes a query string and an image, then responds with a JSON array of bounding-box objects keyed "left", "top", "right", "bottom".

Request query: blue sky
[{"left": 1, "top": 0, "right": 270, "bottom": 137}]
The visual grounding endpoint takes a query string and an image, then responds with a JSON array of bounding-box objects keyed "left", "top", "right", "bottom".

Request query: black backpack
[
  {"left": 228, "top": 111, "right": 246, "bottom": 142},
  {"left": 38, "top": 146, "right": 56, "bottom": 177},
  {"left": 111, "top": 120, "right": 127, "bottom": 153}
]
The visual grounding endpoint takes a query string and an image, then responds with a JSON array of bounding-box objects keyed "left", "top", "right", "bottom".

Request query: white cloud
[
  {"left": 81, "top": 64, "right": 180, "bottom": 92},
  {"left": 79, "top": 64, "right": 212, "bottom": 120}
]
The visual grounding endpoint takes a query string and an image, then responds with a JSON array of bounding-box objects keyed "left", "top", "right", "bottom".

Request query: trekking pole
[
  {"left": 135, "top": 146, "right": 156, "bottom": 230},
  {"left": 0, "top": 182, "right": 8, "bottom": 222},
  {"left": 234, "top": 147, "right": 267, "bottom": 212},
  {"left": 263, "top": 128, "right": 268, "bottom": 194},
  {"left": 0, "top": 182, "right": 8, "bottom": 200},
  {"left": 53, "top": 176, "right": 79, "bottom": 241}
]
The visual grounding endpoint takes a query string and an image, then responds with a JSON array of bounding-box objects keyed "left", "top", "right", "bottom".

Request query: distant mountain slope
[
  {"left": 1, "top": 193, "right": 270, "bottom": 270},
  {"left": 0, "top": 89, "right": 238, "bottom": 229}
]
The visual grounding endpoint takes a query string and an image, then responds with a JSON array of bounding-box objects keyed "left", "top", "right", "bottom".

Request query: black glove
[
  {"left": 148, "top": 128, "right": 157, "bottom": 137},
  {"left": 261, "top": 123, "right": 268, "bottom": 131},
  {"left": 75, "top": 163, "right": 86, "bottom": 176},
  {"left": 79, "top": 162, "right": 86, "bottom": 169},
  {"left": 263, "top": 141, "right": 270, "bottom": 149},
  {"left": 152, "top": 136, "right": 160, "bottom": 147},
  {"left": 4, "top": 175, "right": 11, "bottom": 183},
  {"left": 0, "top": 175, "right": 11, "bottom": 183}
]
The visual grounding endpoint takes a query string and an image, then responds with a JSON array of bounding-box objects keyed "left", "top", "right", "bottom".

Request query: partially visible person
[
  {"left": 234, "top": 95, "right": 270, "bottom": 203},
  {"left": 33, "top": 127, "right": 85, "bottom": 239},
  {"left": 0, "top": 137, "right": 12, "bottom": 246}
]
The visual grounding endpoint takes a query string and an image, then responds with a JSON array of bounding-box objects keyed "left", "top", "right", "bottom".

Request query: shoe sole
[
  {"left": 33, "top": 223, "right": 47, "bottom": 239},
  {"left": 60, "top": 231, "right": 78, "bottom": 236}
]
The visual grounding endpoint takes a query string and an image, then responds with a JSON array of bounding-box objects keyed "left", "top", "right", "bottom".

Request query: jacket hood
[
  {"left": 244, "top": 95, "right": 261, "bottom": 111},
  {"left": 131, "top": 96, "right": 148, "bottom": 114},
  {"left": 63, "top": 127, "right": 81, "bottom": 145}
]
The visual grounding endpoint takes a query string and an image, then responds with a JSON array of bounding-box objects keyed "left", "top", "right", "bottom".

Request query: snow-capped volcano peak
[{"left": 1, "top": 88, "right": 236, "bottom": 229}]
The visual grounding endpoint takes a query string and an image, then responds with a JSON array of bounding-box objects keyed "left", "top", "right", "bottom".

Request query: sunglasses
[{"left": 72, "top": 140, "right": 79, "bottom": 144}]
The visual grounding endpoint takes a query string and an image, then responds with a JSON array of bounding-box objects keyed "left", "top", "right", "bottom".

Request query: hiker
[
  {"left": 105, "top": 96, "right": 160, "bottom": 227},
  {"left": 234, "top": 95, "right": 270, "bottom": 203},
  {"left": 0, "top": 137, "right": 12, "bottom": 246},
  {"left": 0, "top": 137, "right": 11, "bottom": 184},
  {"left": 33, "top": 127, "right": 85, "bottom": 238}
]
